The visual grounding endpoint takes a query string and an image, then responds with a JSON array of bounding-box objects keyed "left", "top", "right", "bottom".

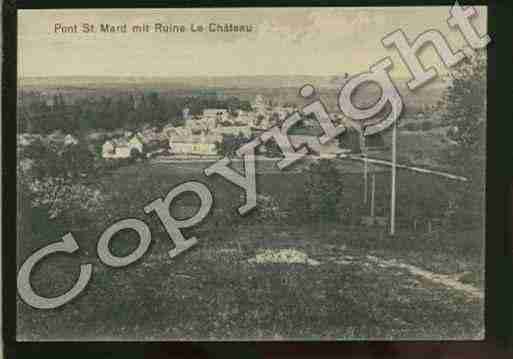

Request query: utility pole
[
  {"left": 361, "top": 132, "right": 368, "bottom": 204},
  {"left": 390, "top": 120, "right": 397, "bottom": 236},
  {"left": 371, "top": 173, "right": 376, "bottom": 218}
]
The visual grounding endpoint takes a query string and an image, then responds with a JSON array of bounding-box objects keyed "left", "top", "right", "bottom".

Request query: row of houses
[
  {"left": 101, "top": 104, "right": 387, "bottom": 159},
  {"left": 101, "top": 107, "right": 259, "bottom": 158},
  {"left": 102, "top": 126, "right": 224, "bottom": 158},
  {"left": 18, "top": 132, "right": 79, "bottom": 147},
  {"left": 102, "top": 135, "right": 145, "bottom": 159},
  {"left": 184, "top": 108, "right": 269, "bottom": 132},
  {"left": 100, "top": 130, "right": 378, "bottom": 160},
  {"left": 100, "top": 96, "right": 297, "bottom": 158}
]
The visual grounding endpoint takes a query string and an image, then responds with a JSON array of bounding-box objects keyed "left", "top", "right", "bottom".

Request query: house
[
  {"left": 169, "top": 133, "right": 222, "bottom": 156},
  {"left": 42, "top": 132, "right": 79, "bottom": 146},
  {"left": 203, "top": 109, "right": 229, "bottom": 123},
  {"left": 165, "top": 126, "right": 192, "bottom": 139},
  {"left": 213, "top": 126, "right": 252, "bottom": 138},
  {"left": 102, "top": 139, "right": 133, "bottom": 158},
  {"left": 102, "top": 135, "right": 144, "bottom": 159},
  {"left": 163, "top": 123, "right": 181, "bottom": 138},
  {"left": 64, "top": 134, "right": 79, "bottom": 146},
  {"left": 102, "top": 140, "right": 129, "bottom": 158},
  {"left": 185, "top": 116, "right": 218, "bottom": 132},
  {"left": 128, "top": 135, "right": 144, "bottom": 153},
  {"left": 203, "top": 109, "right": 228, "bottom": 118},
  {"left": 102, "top": 140, "right": 116, "bottom": 157},
  {"left": 17, "top": 133, "right": 41, "bottom": 147}
]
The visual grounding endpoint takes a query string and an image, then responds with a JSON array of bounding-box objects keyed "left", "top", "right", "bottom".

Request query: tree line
[{"left": 18, "top": 92, "right": 252, "bottom": 134}]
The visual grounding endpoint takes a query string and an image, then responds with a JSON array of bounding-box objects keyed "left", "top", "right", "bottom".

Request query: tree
[
  {"left": 439, "top": 52, "right": 486, "bottom": 153},
  {"left": 438, "top": 51, "right": 486, "bottom": 226},
  {"left": 301, "top": 160, "right": 344, "bottom": 223},
  {"left": 20, "top": 140, "right": 97, "bottom": 210},
  {"left": 216, "top": 134, "right": 248, "bottom": 157},
  {"left": 18, "top": 140, "right": 106, "bottom": 247}
]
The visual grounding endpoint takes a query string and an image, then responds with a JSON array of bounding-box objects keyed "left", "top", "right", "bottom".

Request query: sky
[{"left": 18, "top": 7, "right": 488, "bottom": 78}]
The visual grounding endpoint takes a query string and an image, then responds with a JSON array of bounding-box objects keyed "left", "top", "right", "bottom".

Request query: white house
[
  {"left": 64, "top": 134, "right": 79, "bottom": 146},
  {"left": 165, "top": 126, "right": 192, "bottom": 139},
  {"left": 213, "top": 126, "right": 252, "bottom": 138},
  {"left": 102, "top": 139, "right": 132, "bottom": 158},
  {"left": 185, "top": 116, "right": 220, "bottom": 133},
  {"left": 102, "top": 140, "right": 128, "bottom": 158},
  {"left": 17, "top": 133, "right": 42, "bottom": 147},
  {"left": 203, "top": 109, "right": 228, "bottom": 119},
  {"left": 128, "top": 135, "right": 144, "bottom": 153},
  {"left": 169, "top": 133, "right": 222, "bottom": 156},
  {"left": 102, "top": 135, "right": 144, "bottom": 159}
]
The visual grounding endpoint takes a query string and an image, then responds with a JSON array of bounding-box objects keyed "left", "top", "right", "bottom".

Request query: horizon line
[{"left": 19, "top": 74, "right": 351, "bottom": 79}]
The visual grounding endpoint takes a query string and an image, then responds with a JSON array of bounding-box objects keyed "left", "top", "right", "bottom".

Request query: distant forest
[{"left": 18, "top": 92, "right": 253, "bottom": 134}]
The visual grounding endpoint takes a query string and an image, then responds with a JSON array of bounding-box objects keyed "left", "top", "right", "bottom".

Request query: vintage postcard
[{"left": 16, "top": 6, "right": 487, "bottom": 341}]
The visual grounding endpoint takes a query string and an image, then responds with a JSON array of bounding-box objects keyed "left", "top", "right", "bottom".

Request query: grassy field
[
  {"left": 17, "top": 159, "right": 485, "bottom": 341},
  {"left": 17, "top": 223, "right": 484, "bottom": 341}
]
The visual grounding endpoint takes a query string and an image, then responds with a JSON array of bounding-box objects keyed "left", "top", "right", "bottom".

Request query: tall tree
[
  {"left": 438, "top": 51, "right": 486, "bottom": 225},
  {"left": 440, "top": 52, "right": 486, "bottom": 154}
]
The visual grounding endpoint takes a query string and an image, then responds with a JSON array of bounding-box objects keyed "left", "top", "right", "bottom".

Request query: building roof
[
  {"left": 106, "top": 138, "right": 130, "bottom": 147},
  {"left": 170, "top": 133, "right": 222, "bottom": 144},
  {"left": 203, "top": 109, "right": 228, "bottom": 117}
]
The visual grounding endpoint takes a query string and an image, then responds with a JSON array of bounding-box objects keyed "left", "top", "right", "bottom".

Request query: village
[
  {"left": 97, "top": 94, "right": 346, "bottom": 160},
  {"left": 17, "top": 94, "right": 360, "bottom": 162}
]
